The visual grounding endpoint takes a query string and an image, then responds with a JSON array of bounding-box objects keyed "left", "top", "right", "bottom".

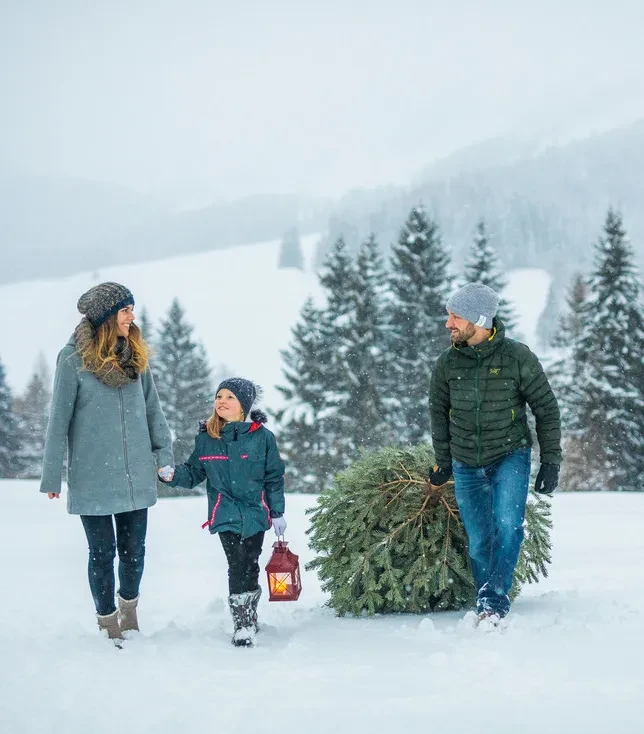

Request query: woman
[
  {"left": 40, "top": 282, "right": 173, "bottom": 642},
  {"left": 160, "top": 378, "right": 286, "bottom": 647}
]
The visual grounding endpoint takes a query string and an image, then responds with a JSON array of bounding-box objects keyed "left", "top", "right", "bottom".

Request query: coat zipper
[
  {"left": 118, "top": 387, "right": 136, "bottom": 509},
  {"left": 232, "top": 426, "right": 246, "bottom": 538}
]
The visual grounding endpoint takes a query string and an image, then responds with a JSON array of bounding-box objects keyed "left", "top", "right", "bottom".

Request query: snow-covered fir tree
[
  {"left": 153, "top": 299, "right": 214, "bottom": 464},
  {"left": 319, "top": 236, "right": 355, "bottom": 328},
  {"left": 546, "top": 273, "right": 587, "bottom": 432},
  {"left": 339, "top": 234, "right": 392, "bottom": 451},
  {"left": 0, "top": 356, "right": 21, "bottom": 478},
  {"left": 536, "top": 273, "right": 567, "bottom": 351},
  {"left": 276, "top": 236, "right": 392, "bottom": 490},
  {"left": 563, "top": 210, "right": 644, "bottom": 491},
  {"left": 278, "top": 226, "right": 304, "bottom": 270},
  {"left": 138, "top": 306, "right": 153, "bottom": 342},
  {"left": 387, "top": 207, "right": 452, "bottom": 445},
  {"left": 314, "top": 215, "right": 360, "bottom": 269},
  {"left": 552, "top": 274, "right": 587, "bottom": 350},
  {"left": 14, "top": 354, "right": 51, "bottom": 479},
  {"left": 274, "top": 297, "right": 337, "bottom": 493},
  {"left": 316, "top": 237, "right": 359, "bottom": 474},
  {"left": 464, "top": 220, "right": 519, "bottom": 333}
]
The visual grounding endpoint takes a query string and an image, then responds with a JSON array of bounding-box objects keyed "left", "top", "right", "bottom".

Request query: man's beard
[{"left": 450, "top": 324, "right": 476, "bottom": 344}]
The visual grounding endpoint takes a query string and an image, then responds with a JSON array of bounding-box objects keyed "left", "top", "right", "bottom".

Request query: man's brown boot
[{"left": 117, "top": 594, "right": 140, "bottom": 633}]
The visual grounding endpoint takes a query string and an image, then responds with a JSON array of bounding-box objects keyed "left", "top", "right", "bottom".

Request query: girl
[
  {"left": 160, "top": 378, "right": 286, "bottom": 647},
  {"left": 40, "top": 282, "right": 173, "bottom": 642}
]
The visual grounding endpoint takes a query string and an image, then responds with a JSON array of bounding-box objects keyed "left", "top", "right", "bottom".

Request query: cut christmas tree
[{"left": 307, "top": 444, "right": 551, "bottom": 616}]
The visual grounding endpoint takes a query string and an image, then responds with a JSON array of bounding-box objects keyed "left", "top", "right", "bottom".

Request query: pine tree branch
[
  {"left": 439, "top": 513, "right": 451, "bottom": 590},
  {"left": 440, "top": 495, "right": 460, "bottom": 522}
]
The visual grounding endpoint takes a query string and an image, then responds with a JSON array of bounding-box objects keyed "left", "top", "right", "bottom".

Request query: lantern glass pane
[{"left": 269, "top": 572, "right": 292, "bottom": 595}]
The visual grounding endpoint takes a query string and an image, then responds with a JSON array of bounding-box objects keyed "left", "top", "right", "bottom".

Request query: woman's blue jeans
[{"left": 80, "top": 509, "right": 148, "bottom": 615}]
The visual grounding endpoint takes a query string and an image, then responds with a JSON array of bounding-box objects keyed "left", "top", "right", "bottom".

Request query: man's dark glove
[
  {"left": 428, "top": 464, "right": 452, "bottom": 487},
  {"left": 534, "top": 463, "right": 559, "bottom": 495}
]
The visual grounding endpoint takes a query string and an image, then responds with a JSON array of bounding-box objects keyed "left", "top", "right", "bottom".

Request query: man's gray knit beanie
[
  {"left": 77, "top": 282, "right": 135, "bottom": 328},
  {"left": 445, "top": 282, "right": 499, "bottom": 329}
]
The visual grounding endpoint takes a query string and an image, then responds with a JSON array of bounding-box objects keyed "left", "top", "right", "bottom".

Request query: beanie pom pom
[{"left": 250, "top": 409, "right": 267, "bottom": 425}]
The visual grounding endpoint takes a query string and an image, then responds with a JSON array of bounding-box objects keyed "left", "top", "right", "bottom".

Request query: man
[{"left": 429, "top": 282, "right": 561, "bottom": 621}]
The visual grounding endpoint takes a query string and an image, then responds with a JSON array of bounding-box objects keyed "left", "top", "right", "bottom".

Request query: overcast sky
[{"left": 2, "top": 0, "right": 644, "bottom": 203}]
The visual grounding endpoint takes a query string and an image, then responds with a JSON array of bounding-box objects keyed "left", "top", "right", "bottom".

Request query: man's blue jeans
[{"left": 452, "top": 448, "right": 531, "bottom": 617}]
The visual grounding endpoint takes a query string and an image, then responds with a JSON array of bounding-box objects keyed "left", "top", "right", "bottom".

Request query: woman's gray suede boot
[
  {"left": 117, "top": 594, "right": 140, "bottom": 633},
  {"left": 97, "top": 610, "right": 123, "bottom": 642}
]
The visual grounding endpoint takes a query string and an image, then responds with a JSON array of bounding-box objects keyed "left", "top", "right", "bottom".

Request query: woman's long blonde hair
[{"left": 78, "top": 317, "right": 149, "bottom": 376}]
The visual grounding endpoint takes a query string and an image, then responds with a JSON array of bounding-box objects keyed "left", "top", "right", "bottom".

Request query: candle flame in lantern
[{"left": 270, "top": 573, "right": 291, "bottom": 594}]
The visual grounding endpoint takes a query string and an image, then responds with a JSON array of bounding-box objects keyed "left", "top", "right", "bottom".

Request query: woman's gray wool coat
[{"left": 40, "top": 336, "right": 174, "bottom": 515}]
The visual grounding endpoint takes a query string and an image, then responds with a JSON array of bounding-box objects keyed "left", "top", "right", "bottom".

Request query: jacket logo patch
[
  {"left": 489, "top": 368, "right": 501, "bottom": 375},
  {"left": 241, "top": 454, "right": 248, "bottom": 459}
]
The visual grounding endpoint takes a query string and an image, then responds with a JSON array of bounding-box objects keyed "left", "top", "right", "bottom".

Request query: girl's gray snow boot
[
  {"left": 249, "top": 587, "right": 261, "bottom": 633},
  {"left": 228, "top": 591, "right": 259, "bottom": 647}
]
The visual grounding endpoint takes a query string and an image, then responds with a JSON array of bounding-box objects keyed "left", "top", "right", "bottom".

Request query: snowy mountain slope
[
  {"left": 1, "top": 235, "right": 322, "bottom": 411},
  {"left": 504, "top": 268, "right": 552, "bottom": 347},
  {"left": 0, "top": 238, "right": 550, "bottom": 411},
  {"left": 1, "top": 481, "right": 642, "bottom": 734}
]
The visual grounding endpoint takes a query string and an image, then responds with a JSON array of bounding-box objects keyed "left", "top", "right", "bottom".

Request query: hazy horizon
[{"left": 3, "top": 0, "right": 644, "bottom": 207}]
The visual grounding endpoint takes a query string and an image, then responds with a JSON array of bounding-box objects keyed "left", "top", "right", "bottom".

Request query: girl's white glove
[
  {"left": 272, "top": 515, "right": 287, "bottom": 537},
  {"left": 158, "top": 465, "right": 175, "bottom": 482}
]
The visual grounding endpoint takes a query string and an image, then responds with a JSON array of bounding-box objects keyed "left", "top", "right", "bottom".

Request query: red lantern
[{"left": 265, "top": 540, "right": 302, "bottom": 601}]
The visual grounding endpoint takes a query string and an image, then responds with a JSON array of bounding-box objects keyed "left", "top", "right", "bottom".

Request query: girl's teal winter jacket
[{"left": 168, "top": 417, "right": 285, "bottom": 538}]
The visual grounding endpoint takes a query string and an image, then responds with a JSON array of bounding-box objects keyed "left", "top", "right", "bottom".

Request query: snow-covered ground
[
  {"left": 1, "top": 480, "right": 642, "bottom": 734},
  {"left": 0, "top": 237, "right": 550, "bottom": 411}
]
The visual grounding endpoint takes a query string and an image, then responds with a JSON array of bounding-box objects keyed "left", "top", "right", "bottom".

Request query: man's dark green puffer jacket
[{"left": 429, "top": 319, "right": 562, "bottom": 469}]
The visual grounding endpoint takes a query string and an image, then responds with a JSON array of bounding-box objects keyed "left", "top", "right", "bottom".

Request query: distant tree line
[
  {"left": 276, "top": 205, "right": 644, "bottom": 494},
  {"left": 274, "top": 207, "right": 520, "bottom": 492},
  {"left": 3, "top": 207, "right": 641, "bottom": 494}
]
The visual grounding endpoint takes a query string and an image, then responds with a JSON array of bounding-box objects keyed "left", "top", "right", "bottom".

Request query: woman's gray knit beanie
[{"left": 77, "top": 282, "right": 135, "bottom": 328}]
